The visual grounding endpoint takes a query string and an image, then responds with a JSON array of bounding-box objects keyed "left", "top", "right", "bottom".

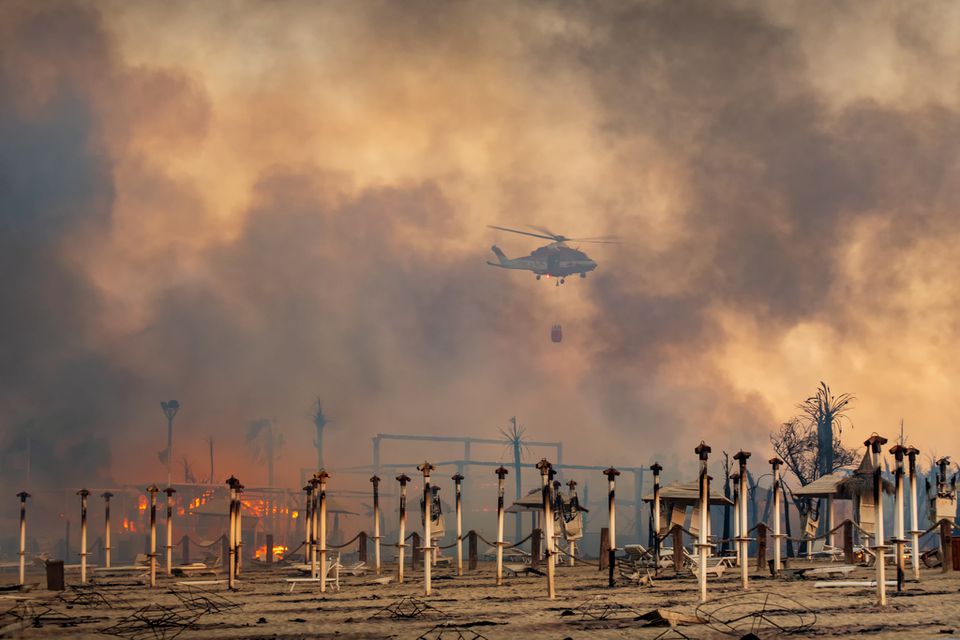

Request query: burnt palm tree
[
  {"left": 799, "top": 382, "right": 854, "bottom": 479},
  {"left": 312, "top": 400, "right": 330, "bottom": 471}
]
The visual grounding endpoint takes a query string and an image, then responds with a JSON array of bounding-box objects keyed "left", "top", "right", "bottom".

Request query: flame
[
  {"left": 291, "top": 510, "right": 299, "bottom": 519},
  {"left": 138, "top": 495, "right": 147, "bottom": 511},
  {"left": 254, "top": 544, "right": 288, "bottom": 561}
]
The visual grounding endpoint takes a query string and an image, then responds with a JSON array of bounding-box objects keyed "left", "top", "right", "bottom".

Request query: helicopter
[{"left": 485, "top": 225, "right": 619, "bottom": 285}]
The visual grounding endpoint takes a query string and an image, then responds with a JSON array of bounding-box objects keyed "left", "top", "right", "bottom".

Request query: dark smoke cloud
[{"left": 3, "top": 0, "right": 960, "bottom": 494}]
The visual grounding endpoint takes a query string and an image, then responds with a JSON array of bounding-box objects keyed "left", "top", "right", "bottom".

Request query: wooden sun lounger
[
  {"left": 806, "top": 565, "right": 856, "bottom": 579},
  {"left": 690, "top": 557, "right": 727, "bottom": 579},
  {"left": 504, "top": 563, "right": 544, "bottom": 577}
]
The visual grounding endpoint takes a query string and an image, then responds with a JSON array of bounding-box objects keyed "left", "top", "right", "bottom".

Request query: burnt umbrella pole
[
  {"left": 147, "top": 485, "right": 160, "bottom": 588},
  {"left": 566, "top": 479, "right": 578, "bottom": 567},
  {"left": 396, "top": 474, "right": 410, "bottom": 584},
  {"left": 890, "top": 444, "right": 907, "bottom": 591},
  {"left": 651, "top": 462, "right": 663, "bottom": 573},
  {"left": 102, "top": 492, "right": 113, "bottom": 568},
  {"left": 235, "top": 483, "right": 245, "bottom": 576},
  {"left": 907, "top": 446, "right": 921, "bottom": 581},
  {"left": 302, "top": 484, "right": 313, "bottom": 565},
  {"left": 537, "top": 459, "right": 557, "bottom": 599},
  {"left": 316, "top": 471, "right": 330, "bottom": 593},
  {"left": 370, "top": 475, "right": 382, "bottom": 575},
  {"left": 769, "top": 457, "right": 784, "bottom": 576},
  {"left": 164, "top": 488, "right": 176, "bottom": 575},
  {"left": 865, "top": 434, "right": 888, "bottom": 606},
  {"left": 226, "top": 476, "right": 240, "bottom": 590},
  {"left": 309, "top": 476, "right": 320, "bottom": 579},
  {"left": 734, "top": 451, "right": 751, "bottom": 589},
  {"left": 78, "top": 489, "right": 90, "bottom": 583},
  {"left": 17, "top": 492, "right": 29, "bottom": 586},
  {"left": 453, "top": 473, "right": 464, "bottom": 576},
  {"left": 603, "top": 467, "right": 620, "bottom": 588},
  {"left": 695, "top": 443, "right": 712, "bottom": 602},
  {"left": 418, "top": 462, "right": 435, "bottom": 596},
  {"left": 495, "top": 466, "right": 509, "bottom": 585}
]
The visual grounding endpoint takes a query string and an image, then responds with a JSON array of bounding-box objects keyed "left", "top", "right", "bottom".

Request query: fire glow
[{"left": 254, "top": 544, "right": 288, "bottom": 561}]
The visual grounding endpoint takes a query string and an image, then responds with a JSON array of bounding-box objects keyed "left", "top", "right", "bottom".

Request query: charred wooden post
[
  {"left": 890, "top": 444, "right": 907, "bottom": 591},
  {"left": 731, "top": 472, "right": 741, "bottom": 565},
  {"left": 309, "top": 476, "right": 320, "bottom": 578},
  {"left": 843, "top": 520, "right": 854, "bottom": 564},
  {"left": 695, "top": 442, "right": 711, "bottom": 602},
  {"left": 266, "top": 533, "right": 274, "bottom": 564},
  {"left": 146, "top": 485, "right": 159, "bottom": 588},
  {"left": 235, "top": 483, "right": 244, "bottom": 575},
  {"left": 941, "top": 520, "right": 953, "bottom": 573},
  {"left": 77, "top": 489, "right": 89, "bottom": 583},
  {"left": 453, "top": 472, "right": 464, "bottom": 576},
  {"left": 672, "top": 525, "right": 684, "bottom": 573},
  {"left": 101, "top": 492, "right": 113, "bottom": 569},
  {"left": 164, "top": 488, "right": 176, "bottom": 575},
  {"left": 537, "top": 459, "right": 556, "bottom": 598},
  {"left": 302, "top": 484, "right": 313, "bottom": 565},
  {"left": 417, "top": 462, "right": 435, "bottom": 596},
  {"left": 651, "top": 462, "right": 663, "bottom": 573},
  {"left": 412, "top": 532, "right": 421, "bottom": 570},
  {"left": 756, "top": 522, "right": 768, "bottom": 572},
  {"left": 603, "top": 467, "right": 620, "bottom": 588},
  {"left": 532, "top": 528, "right": 543, "bottom": 570},
  {"left": 316, "top": 470, "right": 330, "bottom": 592},
  {"left": 17, "top": 492, "right": 29, "bottom": 585},
  {"left": 566, "top": 479, "right": 578, "bottom": 567},
  {"left": 370, "top": 475, "right": 382, "bottom": 575},
  {"left": 907, "top": 446, "right": 921, "bottom": 581},
  {"left": 183, "top": 535, "right": 190, "bottom": 565},
  {"left": 734, "top": 450, "right": 751, "bottom": 589},
  {"left": 495, "top": 466, "right": 509, "bottom": 585},
  {"left": 865, "top": 434, "right": 888, "bottom": 606},
  {"left": 226, "top": 476, "right": 240, "bottom": 590},
  {"left": 468, "top": 530, "right": 478, "bottom": 570},
  {"left": 769, "top": 457, "right": 784, "bottom": 576},
  {"left": 396, "top": 474, "right": 410, "bottom": 582}
]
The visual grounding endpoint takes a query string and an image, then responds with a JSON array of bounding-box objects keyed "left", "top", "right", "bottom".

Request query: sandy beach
[{"left": 2, "top": 559, "right": 958, "bottom": 639}]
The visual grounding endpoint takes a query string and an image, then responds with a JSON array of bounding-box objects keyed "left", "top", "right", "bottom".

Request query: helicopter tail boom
[{"left": 487, "top": 244, "right": 512, "bottom": 267}]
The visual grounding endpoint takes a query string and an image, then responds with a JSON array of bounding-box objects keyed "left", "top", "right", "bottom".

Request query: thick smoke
[{"left": 2, "top": 1, "right": 960, "bottom": 493}]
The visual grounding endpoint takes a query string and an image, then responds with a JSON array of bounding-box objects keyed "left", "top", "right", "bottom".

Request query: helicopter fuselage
[{"left": 486, "top": 242, "right": 597, "bottom": 278}]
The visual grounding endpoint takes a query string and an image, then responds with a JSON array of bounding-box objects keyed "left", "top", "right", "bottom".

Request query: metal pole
[
  {"left": 102, "top": 492, "right": 113, "bottom": 568},
  {"left": 731, "top": 472, "right": 741, "bottom": 567},
  {"left": 537, "top": 459, "right": 556, "bottom": 599},
  {"left": 890, "top": 444, "right": 906, "bottom": 591},
  {"left": 734, "top": 451, "right": 751, "bottom": 589},
  {"left": 695, "top": 443, "right": 711, "bottom": 602},
  {"left": 651, "top": 462, "right": 662, "bottom": 573},
  {"left": 370, "top": 475, "right": 381, "bottom": 575},
  {"left": 164, "top": 488, "right": 176, "bottom": 575},
  {"left": 907, "top": 447, "right": 921, "bottom": 581},
  {"left": 78, "top": 489, "right": 89, "bottom": 583},
  {"left": 865, "top": 435, "right": 888, "bottom": 606},
  {"left": 603, "top": 466, "right": 620, "bottom": 589},
  {"left": 495, "top": 467, "right": 508, "bottom": 585},
  {"left": 396, "top": 474, "right": 410, "bottom": 584},
  {"left": 418, "top": 462, "right": 434, "bottom": 596},
  {"left": 566, "top": 479, "right": 577, "bottom": 567},
  {"left": 317, "top": 471, "right": 329, "bottom": 593},
  {"left": 147, "top": 485, "right": 159, "bottom": 588},
  {"left": 770, "top": 457, "right": 783, "bottom": 576},
  {"left": 17, "top": 492, "right": 29, "bottom": 585},
  {"left": 453, "top": 473, "right": 464, "bottom": 576}
]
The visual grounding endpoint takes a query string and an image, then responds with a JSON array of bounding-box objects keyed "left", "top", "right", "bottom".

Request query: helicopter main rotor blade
[
  {"left": 487, "top": 225, "right": 558, "bottom": 241},
  {"left": 526, "top": 224, "right": 564, "bottom": 241},
  {"left": 569, "top": 235, "right": 622, "bottom": 244}
]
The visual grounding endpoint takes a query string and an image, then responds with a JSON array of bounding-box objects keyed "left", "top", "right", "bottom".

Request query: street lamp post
[
  {"left": 160, "top": 401, "right": 180, "bottom": 489},
  {"left": 733, "top": 450, "right": 751, "bottom": 589},
  {"left": 370, "top": 475, "right": 382, "bottom": 575},
  {"left": 417, "top": 462, "right": 435, "bottom": 596},
  {"left": 906, "top": 446, "right": 921, "bottom": 581},
  {"left": 17, "top": 492, "right": 29, "bottom": 585},
  {"left": 695, "top": 442, "right": 712, "bottom": 602},
  {"left": 495, "top": 466, "right": 508, "bottom": 585},
  {"left": 452, "top": 473, "right": 464, "bottom": 576},
  {"left": 396, "top": 474, "right": 410, "bottom": 584}
]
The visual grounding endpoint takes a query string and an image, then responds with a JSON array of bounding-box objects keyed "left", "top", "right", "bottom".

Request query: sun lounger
[
  {"left": 690, "top": 557, "right": 726, "bottom": 579},
  {"left": 340, "top": 561, "right": 367, "bottom": 576},
  {"left": 504, "top": 563, "right": 544, "bottom": 577},
  {"left": 806, "top": 565, "right": 856, "bottom": 579},
  {"left": 172, "top": 563, "right": 214, "bottom": 577},
  {"left": 285, "top": 555, "right": 341, "bottom": 591}
]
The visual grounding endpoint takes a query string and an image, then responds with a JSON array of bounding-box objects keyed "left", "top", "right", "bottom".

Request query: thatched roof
[{"left": 642, "top": 480, "right": 733, "bottom": 506}]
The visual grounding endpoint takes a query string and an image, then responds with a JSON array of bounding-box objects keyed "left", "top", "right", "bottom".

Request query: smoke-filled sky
[{"left": 3, "top": 0, "right": 960, "bottom": 491}]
